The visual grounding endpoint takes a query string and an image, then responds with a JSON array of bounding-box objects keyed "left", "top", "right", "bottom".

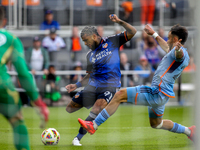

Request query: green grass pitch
[{"left": 0, "top": 105, "right": 194, "bottom": 150}]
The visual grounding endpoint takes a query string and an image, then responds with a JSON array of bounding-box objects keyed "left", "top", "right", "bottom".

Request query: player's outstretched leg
[
  {"left": 73, "top": 112, "right": 97, "bottom": 146},
  {"left": 78, "top": 89, "right": 128, "bottom": 134},
  {"left": 149, "top": 118, "right": 195, "bottom": 142},
  {"left": 9, "top": 111, "right": 30, "bottom": 150}
]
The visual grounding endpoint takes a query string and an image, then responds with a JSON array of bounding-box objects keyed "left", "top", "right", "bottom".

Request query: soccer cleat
[
  {"left": 72, "top": 137, "right": 82, "bottom": 146},
  {"left": 78, "top": 118, "right": 96, "bottom": 135},
  {"left": 188, "top": 125, "right": 196, "bottom": 142}
]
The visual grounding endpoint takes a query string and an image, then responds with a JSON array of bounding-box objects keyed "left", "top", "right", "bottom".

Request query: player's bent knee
[
  {"left": 114, "top": 89, "right": 127, "bottom": 102},
  {"left": 151, "top": 120, "right": 163, "bottom": 129},
  {"left": 9, "top": 111, "right": 23, "bottom": 125}
]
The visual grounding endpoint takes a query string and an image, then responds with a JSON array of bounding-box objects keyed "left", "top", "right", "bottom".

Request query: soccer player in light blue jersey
[
  {"left": 65, "top": 14, "right": 137, "bottom": 146},
  {"left": 78, "top": 24, "right": 195, "bottom": 142}
]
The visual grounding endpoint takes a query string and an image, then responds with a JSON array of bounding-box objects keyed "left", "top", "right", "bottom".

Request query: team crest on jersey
[
  {"left": 0, "top": 33, "right": 7, "bottom": 47},
  {"left": 75, "top": 93, "right": 80, "bottom": 98},
  {"left": 102, "top": 43, "right": 108, "bottom": 48}
]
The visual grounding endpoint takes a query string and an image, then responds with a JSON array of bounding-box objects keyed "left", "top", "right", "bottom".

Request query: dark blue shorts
[{"left": 72, "top": 85, "right": 118, "bottom": 109}]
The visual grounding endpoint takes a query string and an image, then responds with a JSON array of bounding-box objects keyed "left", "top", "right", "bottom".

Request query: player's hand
[
  {"left": 175, "top": 39, "right": 183, "bottom": 51},
  {"left": 32, "top": 96, "right": 49, "bottom": 128},
  {"left": 144, "top": 24, "right": 155, "bottom": 36},
  {"left": 65, "top": 84, "right": 77, "bottom": 93},
  {"left": 109, "top": 14, "right": 121, "bottom": 23}
]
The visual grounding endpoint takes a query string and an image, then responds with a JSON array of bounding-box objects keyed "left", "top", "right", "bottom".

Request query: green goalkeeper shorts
[{"left": 0, "top": 84, "right": 22, "bottom": 119}]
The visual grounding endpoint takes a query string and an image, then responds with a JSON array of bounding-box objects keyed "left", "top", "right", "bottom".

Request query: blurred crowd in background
[{"left": 3, "top": 0, "right": 195, "bottom": 104}]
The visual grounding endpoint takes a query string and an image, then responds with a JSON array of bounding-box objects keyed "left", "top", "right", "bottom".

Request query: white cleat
[{"left": 72, "top": 137, "right": 82, "bottom": 146}]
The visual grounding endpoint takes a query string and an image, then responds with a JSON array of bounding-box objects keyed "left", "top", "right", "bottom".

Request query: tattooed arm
[{"left": 109, "top": 14, "right": 137, "bottom": 40}]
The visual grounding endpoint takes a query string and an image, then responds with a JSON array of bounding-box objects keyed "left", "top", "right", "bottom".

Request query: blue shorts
[
  {"left": 126, "top": 85, "right": 169, "bottom": 118},
  {"left": 72, "top": 84, "right": 118, "bottom": 109}
]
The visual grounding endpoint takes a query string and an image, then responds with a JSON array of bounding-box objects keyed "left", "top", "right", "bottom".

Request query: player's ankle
[{"left": 93, "top": 121, "right": 98, "bottom": 130}]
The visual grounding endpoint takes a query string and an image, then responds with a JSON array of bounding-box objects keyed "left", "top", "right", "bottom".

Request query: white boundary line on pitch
[{"left": 0, "top": 127, "right": 151, "bottom": 130}]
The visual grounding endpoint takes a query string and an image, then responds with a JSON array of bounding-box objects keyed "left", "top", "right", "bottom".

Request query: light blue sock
[
  {"left": 170, "top": 123, "right": 185, "bottom": 133},
  {"left": 94, "top": 109, "right": 110, "bottom": 126}
]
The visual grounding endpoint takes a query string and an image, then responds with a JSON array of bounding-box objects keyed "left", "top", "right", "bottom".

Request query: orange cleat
[
  {"left": 78, "top": 118, "right": 96, "bottom": 135},
  {"left": 188, "top": 125, "right": 196, "bottom": 142}
]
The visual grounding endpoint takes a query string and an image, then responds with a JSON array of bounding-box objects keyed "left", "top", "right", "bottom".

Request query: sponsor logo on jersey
[
  {"left": 102, "top": 43, "right": 108, "bottom": 48},
  {"left": 92, "top": 57, "right": 96, "bottom": 63},
  {"left": 0, "top": 33, "right": 7, "bottom": 47}
]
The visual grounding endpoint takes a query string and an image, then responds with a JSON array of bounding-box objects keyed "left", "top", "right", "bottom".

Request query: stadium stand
[
  {"left": 19, "top": 36, "right": 35, "bottom": 50},
  {"left": 73, "top": 0, "right": 87, "bottom": 25},
  {"left": 25, "top": 0, "right": 45, "bottom": 25},
  {"left": 43, "top": 0, "right": 68, "bottom": 25},
  {"left": 49, "top": 50, "right": 72, "bottom": 70}
]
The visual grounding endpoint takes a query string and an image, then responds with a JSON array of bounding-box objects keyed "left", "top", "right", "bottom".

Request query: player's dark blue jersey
[{"left": 86, "top": 31, "right": 129, "bottom": 87}]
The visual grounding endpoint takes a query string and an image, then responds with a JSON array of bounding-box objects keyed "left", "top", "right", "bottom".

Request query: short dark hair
[
  {"left": 170, "top": 24, "right": 188, "bottom": 45},
  {"left": 80, "top": 26, "right": 99, "bottom": 37},
  {"left": 0, "top": 6, "right": 5, "bottom": 25}
]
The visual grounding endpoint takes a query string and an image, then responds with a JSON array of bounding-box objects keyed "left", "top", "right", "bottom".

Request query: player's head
[
  {"left": 167, "top": 24, "right": 188, "bottom": 50},
  {"left": 0, "top": 6, "right": 7, "bottom": 28},
  {"left": 81, "top": 26, "right": 100, "bottom": 50}
]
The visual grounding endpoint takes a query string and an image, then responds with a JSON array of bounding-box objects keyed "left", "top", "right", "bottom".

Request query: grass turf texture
[{"left": 0, "top": 105, "right": 194, "bottom": 150}]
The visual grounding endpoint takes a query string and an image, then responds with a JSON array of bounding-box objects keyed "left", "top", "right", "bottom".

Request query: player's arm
[
  {"left": 11, "top": 38, "right": 49, "bottom": 128},
  {"left": 65, "top": 74, "right": 90, "bottom": 93},
  {"left": 109, "top": 14, "right": 137, "bottom": 40},
  {"left": 144, "top": 24, "right": 169, "bottom": 53},
  {"left": 174, "top": 39, "right": 184, "bottom": 59}
]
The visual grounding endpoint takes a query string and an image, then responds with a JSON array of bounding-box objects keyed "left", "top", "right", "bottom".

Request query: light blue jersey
[
  {"left": 127, "top": 46, "right": 190, "bottom": 118},
  {"left": 151, "top": 46, "right": 190, "bottom": 98}
]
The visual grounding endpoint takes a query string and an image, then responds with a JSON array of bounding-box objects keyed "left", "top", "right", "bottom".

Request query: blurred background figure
[
  {"left": 25, "top": 36, "right": 49, "bottom": 89},
  {"left": 69, "top": 61, "right": 84, "bottom": 97},
  {"left": 43, "top": 65, "right": 61, "bottom": 103},
  {"left": 144, "top": 36, "right": 163, "bottom": 70},
  {"left": 134, "top": 55, "right": 154, "bottom": 85},
  {"left": 140, "top": 0, "right": 156, "bottom": 28},
  {"left": 121, "top": 0, "right": 133, "bottom": 22},
  {"left": 184, "top": 54, "right": 196, "bottom": 72},
  {"left": 120, "top": 52, "right": 134, "bottom": 87},
  {"left": 97, "top": 25, "right": 104, "bottom": 37},
  {"left": 26, "top": 36, "right": 49, "bottom": 76},
  {"left": 66, "top": 26, "right": 87, "bottom": 52},
  {"left": 158, "top": 28, "right": 168, "bottom": 42},
  {"left": 40, "top": 10, "right": 60, "bottom": 30},
  {"left": 42, "top": 27, "right": 66, "bottom": 51},
  {"left": 137, "top": 30, "right": 148, "bottom": 55}
]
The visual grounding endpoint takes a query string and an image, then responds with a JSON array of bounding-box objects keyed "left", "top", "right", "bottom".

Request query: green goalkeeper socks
[{"left": 12, "top": 120, "right": 30, "bottom": 150}]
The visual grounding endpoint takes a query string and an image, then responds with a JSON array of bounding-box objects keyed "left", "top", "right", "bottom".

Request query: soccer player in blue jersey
[
  {"left": 78, "top": 24, "right": 196, "bottom": 142},
  {"left": 65, "top": 14, "right": 137, "bottom": 146}
]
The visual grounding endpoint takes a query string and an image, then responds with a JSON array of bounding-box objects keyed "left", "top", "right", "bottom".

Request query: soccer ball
[{"left": 41, "top": 128, "right": 60, "bottom": 145}]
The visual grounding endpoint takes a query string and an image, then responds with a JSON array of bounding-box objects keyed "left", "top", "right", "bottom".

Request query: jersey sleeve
[
  {"left": 107, "top": 31, "right": 129, "bottom": 48},
  {"left": 11, "top": 37, "right": 39, "bottom": 101},
  {"left": 86, "top": 51, "right": 92, "bottom": 73}
]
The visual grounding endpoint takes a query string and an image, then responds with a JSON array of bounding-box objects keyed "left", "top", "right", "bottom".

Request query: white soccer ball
[{"left": 41, "top": 128, "right": 60, "bottom": 145}]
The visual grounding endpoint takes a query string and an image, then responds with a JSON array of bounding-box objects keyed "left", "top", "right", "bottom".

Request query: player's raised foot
[
  {"left": 78, "top": 118, "right": 96, "bottom": 135},
  {"left": 188, "top": 125, "right": 196, "bottom": 142},
  {"left": 72, "top": 137, "right": 82, "bottom": 146}
]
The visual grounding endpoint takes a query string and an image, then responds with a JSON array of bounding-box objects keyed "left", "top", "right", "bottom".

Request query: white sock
[
  {"left": 93, "top": 121, "right": 98, "bottom": 130},
  {"left": 184, "top": 127, "right": 191, "bottom": 136}
]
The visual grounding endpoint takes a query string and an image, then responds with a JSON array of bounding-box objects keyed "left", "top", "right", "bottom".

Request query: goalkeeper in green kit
[{"left": 0, "top": 6, "right": 49, "bottom": 150}]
